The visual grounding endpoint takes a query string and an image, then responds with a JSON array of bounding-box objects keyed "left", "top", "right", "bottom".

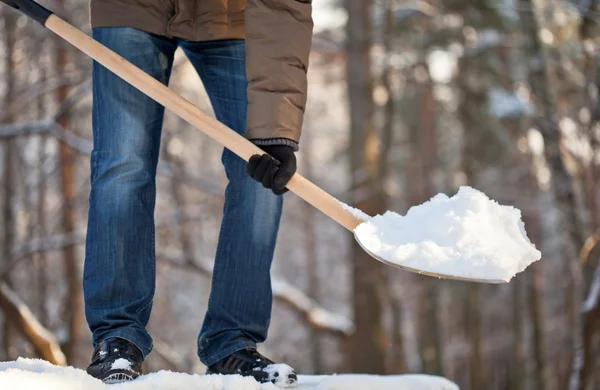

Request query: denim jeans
[{"left": 83, "top": 27, "right": 283, "bottom": 367}]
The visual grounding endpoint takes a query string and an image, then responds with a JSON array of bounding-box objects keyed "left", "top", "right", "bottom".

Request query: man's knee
[{"left": 91, "top": 152, "right": 155, "bottom": 193}]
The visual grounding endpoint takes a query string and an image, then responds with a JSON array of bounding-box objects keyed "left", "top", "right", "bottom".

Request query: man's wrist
[{"left": 250, "top": 138, "right": 299, "bottom": 152}]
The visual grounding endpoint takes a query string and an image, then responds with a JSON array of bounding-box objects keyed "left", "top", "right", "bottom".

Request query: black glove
[{"left": 247, "top": 145, "right": 296, "bottom": 195}]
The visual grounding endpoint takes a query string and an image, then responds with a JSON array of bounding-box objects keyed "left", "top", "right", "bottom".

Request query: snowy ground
[{"left": 0, "top": 358, "right": 459, "bottom": 390}]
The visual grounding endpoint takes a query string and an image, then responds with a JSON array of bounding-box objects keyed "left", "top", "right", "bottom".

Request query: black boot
[
  {"left": 207, "top": 348, "right": 297, "bottom": 387},
  {"left": 86, "top": 338, "right": 144, "bottom": 384}
]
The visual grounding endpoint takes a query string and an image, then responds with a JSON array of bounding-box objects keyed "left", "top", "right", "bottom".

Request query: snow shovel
[{"left": 1, "top": 0, "right": 530, "bottom": 284}]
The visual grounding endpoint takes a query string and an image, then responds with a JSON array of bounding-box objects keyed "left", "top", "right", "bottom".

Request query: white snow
[
  {"left": 299, "top": 375, "right": 459, "bottom": 390},
  {"left": 262, "top": 364, "right": 297, "bottom": 387},
  {"left": 339, "top": 201, "right": 370, "bottom": 222},
  {"left": 0, "top": 358, "right": 459, "bottom": 390},
  {"left": 488, "top": 88, "right": 534, "bottom": 119},
  {"left": 111, "top": 358, "right": 132, "bottom": 371},
  {"left": 427, "top": 50, "right": 456, "bottom": 84},
  {"left": 271, "top": 279, "right": 354, "bottom": 335},
  {"left": 352, "top": 186, "right": 541, "bottom": 282}
]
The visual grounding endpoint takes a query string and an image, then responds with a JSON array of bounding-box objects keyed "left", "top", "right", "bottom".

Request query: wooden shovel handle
[{"left": 43, "top": 15, "right": 364, "bottom": 231}]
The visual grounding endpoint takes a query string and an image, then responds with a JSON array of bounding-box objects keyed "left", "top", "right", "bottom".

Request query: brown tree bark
[
  {"left": 466, "top": 284, "right": 482, "bottom": 390},
  {"left": 569, "top": 264, "right": 600, "bottom": 390},
  {"left": 459, "top": 96, "right": 484, "bottom": 390},
  {"left": 497, "top": 41, "right": 530, "bottom": 390},
  {"left": 1, "top": 7, "right": 18, "bottom": 361},
  {"left": 35, "top": 43, "right": 49, "bottom": 325},
  {"left": 456, "top": 46, "right": 488, "bottom": 390},
  {"left": 346, "top": 0, "right": 387, "bottom": 374},
  {"left": 415, "top": 62, "right": 444, "bottom": 376},
  {"left": 528, "top": 263, "right": 548, "bottom": 390},
  {"left": 380, "top": 1, "right": 407, "bottom": 374},
  {"left": 54, "top": 2, "right": 82, "bottom": 362},
  {"left": 301, "top": 129, "right": 324, "bottom": 374},
  {"left": 581, "top": 0, "right": 600, "bottom": 233},
  {"left": 518, "top": 2, "right": 584, "bottom": 389},
  {"left": 574, "top": 6, "right": 600, "bottom": 388},
  {"left": 512, "top": 275, "right": 526, "bottom": 390},
  {"left": 0, "top": 283, "right": 67, "bottom": 365}
]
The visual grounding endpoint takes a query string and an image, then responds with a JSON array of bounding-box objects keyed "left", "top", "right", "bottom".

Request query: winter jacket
[{"left": 90, "top": 0, "right": 313, "bottom": 144}]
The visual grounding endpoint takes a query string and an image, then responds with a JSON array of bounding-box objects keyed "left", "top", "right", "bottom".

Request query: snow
[
  {"left": 339, "top": 201, "right": 370, "bottom": 222},
  {"left": 299, "top": 375, "right": 459, "bottom": 390},
  {"left": 353, "top": 186, "right": 542, "bottom": 282},
  {"left": 271, "top": 279, "right": 354, "bottom": 335},
  {"left": 111, "top": 358, "right": 132, "bottom": 371},
  {"left": 474, "top": 29, "right": 502, "bottom": 50},
  {"left": 262, "top": 364, "right": 296, "bottom": 387},
  {"left": 312, "top": 0, "right": 347, "bottom": 33},
  {"left": 0, "top": 358, "right": 459, "bottom": 390},
  {"left": 488, "top": 88, "right": 534, "bottom": 119},
  {"left": 427, "top": 50, "right": 456, "bottom": 84},
  {"left": 583, "top": 266, "right": 600, "bottom": 313}
]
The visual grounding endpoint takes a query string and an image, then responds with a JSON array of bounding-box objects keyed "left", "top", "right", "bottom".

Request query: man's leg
[
  {"left": 84, "top": 27, "right": 176, "bottom": 359},
  {"left": 180, "top": 40, "right": 284, "bottom": 366}
]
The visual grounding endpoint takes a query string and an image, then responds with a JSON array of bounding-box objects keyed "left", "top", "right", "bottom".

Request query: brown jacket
[{"left": 90, "top": 0, "right": 313, "bottom": 144}]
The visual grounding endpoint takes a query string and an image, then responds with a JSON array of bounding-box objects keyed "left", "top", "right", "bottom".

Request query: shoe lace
[
  {"left": 246, "top": 349, "right": 274, "bottom": 365},
  {"left": 96, "top": 339, "right": 140, "bottom": 363}
]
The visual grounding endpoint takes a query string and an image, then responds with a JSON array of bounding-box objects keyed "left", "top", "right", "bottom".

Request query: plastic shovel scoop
[{"left": 1, "top": 0, "right": 542, "bottom": 283}]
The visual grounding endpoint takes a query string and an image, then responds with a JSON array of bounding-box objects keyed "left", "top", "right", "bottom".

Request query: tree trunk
[
  {"left": 54, "top": 3, "right": 82, "bottom": 362},
  {"left": 466, "top": 284, "right": 482, "bottom": 390},
  {"left": 301, "top": 130, "right": 323, "bottom": 374},
  {"left": 569, "top": 264, "right": 600, "bottom": 390},
  {"left": 518, "top": 2, "right": 584, "bottom": 389},
  {"left": 580, "top": 0, "right": 600, "bottom": 236},
  {"left": 380, "top": 0, "right": 406, "bottom": 374},
  {"left": 528, "top": 263, "right": 548, "bottom": 390},
  {"left": 1, "top": 7, "right": 18, "bottom": 361},
  {"left": 572, "top": 6, "right": 600, "bottom": 388},
  {"left": 416, "top": 62, "right": 444, "bottom": 376},
  {"left": 346, "top": 0, "right": 387, "bottom": 374},
  {"left": 35, "top": 47, "right": 49, "bottom": 325},
  {"left": 456, "top": 48, "right": 487, "bottom": 390},
  {"left": 462, "top": 119, "right": 482, "bottom": 388},
  {"left": 512, "top": 276, "right": 526, "bottom": 390}
]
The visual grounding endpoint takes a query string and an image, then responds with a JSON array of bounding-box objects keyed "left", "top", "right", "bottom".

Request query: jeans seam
[
  {"left": 206, "top": 191, "right": 231, "bottom": 314},
  {"left": 135, "top": 297, "right": 154, "bottom": 316}
]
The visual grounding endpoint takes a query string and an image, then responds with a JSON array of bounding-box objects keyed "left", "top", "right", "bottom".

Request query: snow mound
[
  {"left": 300, "top": 374, "right": 459, "bottom": 390},
  {"left": 0, "top": 358, "right": 459, "bottom": 390},
  {"left": 354, "top": 186, "right": 541, "bottom": 282},
  {"left": 263, "top": 364, "right": 296, "bottom": 387}
]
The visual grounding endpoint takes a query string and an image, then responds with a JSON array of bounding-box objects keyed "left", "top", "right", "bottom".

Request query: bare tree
[
  {"left": 53, "top": 1, "right": 82, "bottom": 362},
  {"left": 0, "top": 284, "right": 66, "bottom": 365},
  {"left": 300, "top": 128, "right": 324, "bottom": 374},
  {"left": 346, "top": 0, "right": 387, "bottom": 374},
  {"left": 1, "top": 7, "right": 18, "bottom": 361},
  {"left": 516, "top": 2, "right": 585, "bottom": 390}
]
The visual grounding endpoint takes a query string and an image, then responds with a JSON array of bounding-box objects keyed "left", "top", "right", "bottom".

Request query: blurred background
[{"left": 0, "top": 0, "right": 599, "bottom": 389}]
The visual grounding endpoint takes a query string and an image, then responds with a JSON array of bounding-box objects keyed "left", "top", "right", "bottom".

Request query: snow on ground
[
  {"left": 353, "top": 186, "right": 541, "bottom": 282},
  {"left": 0, "top": 358, "right": 459, "bottom": 390}
]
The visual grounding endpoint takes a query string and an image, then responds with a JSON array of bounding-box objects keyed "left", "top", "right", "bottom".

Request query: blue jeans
[{"left": 83, "top": 28, "right": 283, "bottom": 367}]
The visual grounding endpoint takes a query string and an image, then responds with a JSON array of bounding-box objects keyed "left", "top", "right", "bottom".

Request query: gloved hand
[{"left": 247, "top": 145, "right": 296, "bottom": 195}]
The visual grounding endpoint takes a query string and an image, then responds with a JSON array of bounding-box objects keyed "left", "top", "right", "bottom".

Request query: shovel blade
[{"left": 353, "top": 232, "right": 507, "bottom": 284}]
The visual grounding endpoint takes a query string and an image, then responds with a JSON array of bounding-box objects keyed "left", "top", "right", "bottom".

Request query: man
[{"left": 83, "top": 0, "right": 313, "bottom": 387}]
